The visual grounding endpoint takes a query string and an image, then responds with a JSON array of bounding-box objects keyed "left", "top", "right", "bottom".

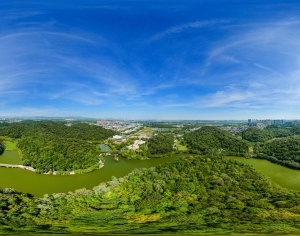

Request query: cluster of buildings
[
  {"left": 128, "top": 140, "right": 146, "bottom": 150},
  {"left": 96, "top": 120, "right": 142, "bottom": 132},
  {"left": 221, "top": 125, "right": 249, "bottom": 134},
  {"left": 0, "top": 119, "right": 22, "bottom": 123},
  {"left": 247, "top": 119, "right": 286, "bottom": 129}
]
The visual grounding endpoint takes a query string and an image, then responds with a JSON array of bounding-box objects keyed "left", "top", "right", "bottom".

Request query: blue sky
[{"left": 1, "top": 0, "right": 300, "bottom": 119}]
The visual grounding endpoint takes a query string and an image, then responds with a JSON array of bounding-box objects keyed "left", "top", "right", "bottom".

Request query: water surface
[
  {"left": 228, "top": 156, "right": 300, "bottom": 191},
  {"left": 99, "top": 144, "right": 112, "bottom": 151},
  {"left": 0, "top": 154, "right": 182, "bottom": 197},
  {"left": 2, "top": 154, "right": 300, "bottom": 197},
  {"left": 0, "top": 150, "right": 21, "bottom": 164}
]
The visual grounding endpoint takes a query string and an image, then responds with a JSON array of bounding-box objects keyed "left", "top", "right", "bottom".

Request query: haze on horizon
[{"left": 1, "top": 0, "right": 300, "bottom": 120}]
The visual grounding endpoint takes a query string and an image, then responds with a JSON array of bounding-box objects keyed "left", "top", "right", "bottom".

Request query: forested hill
[
  {"left": 147, "top": 133, "right": 174, "bottom": 155},
  {"left": 0, "top": 121, "right": 116, "bottom": 173},
  {"left": 238, "top": 125, "right": 300, "bottom": 170},
  {"left": 184, "top": 126, "right": 248, "bottom": 156},
  {"left": 241, "top": 127, "right": 274, "bottom": 142},
  {"left": 254, "top": 136, "right": 300, "bottom": 170},
  {"left": 1, "top": 155, "right": 300, "bottom": 234},
  {"left": 0, "top": 121, "right": 116, "bottom": 140}
]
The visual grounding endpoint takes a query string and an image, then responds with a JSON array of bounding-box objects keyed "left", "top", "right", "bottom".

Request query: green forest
[
  {"left": 0, "top": 141, "right": 5, "bottom": 155},
  {"left": 241, "top": 125, "right": 298, "bottom": 142},
  {"left": 238, "top": 124, "right": 300, "bottom": 170},
  {"left": 0, "top": 121, "right": 116, "bottom": 173},
  {"left": 1, "top": 155, "right": 300, "bottom": 234},
  {"left": 147, "top": 133, "right": 174, "bottom": 156},
  {"left": 1, "top": 123, "right": 300, "bottom": 234},
  {"left": 254, "top": 136, "right": 300, "bottom": 169},
  {"left": 184, "top": 126, "right": 249, "bottom": 156},
  {"left": 241, "top": 127, "right": 274, "bottom": 142}
]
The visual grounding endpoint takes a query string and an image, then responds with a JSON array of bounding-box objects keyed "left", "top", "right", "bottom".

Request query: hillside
[
  {"left": 254, "top": 136, "right": 300, "bottom": 169},
  {"left": 0, "top": 121, "right": 116, "bottom": 140},
  {"left": 2, "top": 155, "right": 300, "bottom": 234},
  {"left": 0, "top": 121, "right": 116, "bottom": 173},
  {"left": 147, "top": 133, "right": 174, "bottom": 156},
  {"left": 241, "top": 127, "right": 274, "bottom": 142},
  {"left": 184, "top": 126, "right": 249, "bottom": 156}
]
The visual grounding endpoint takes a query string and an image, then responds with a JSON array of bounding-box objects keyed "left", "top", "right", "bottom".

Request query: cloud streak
[
  {"left": 147, "top": 20, "right": 227, "bottom": 43},
  {"left": 1, "top": 1, "right": 300, "bottom": 119}
]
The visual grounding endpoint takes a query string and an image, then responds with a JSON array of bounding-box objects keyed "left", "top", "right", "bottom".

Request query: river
[
  {"left": 0, "top": 151, "right": 182, "bottom": 197},
  {"left": 1, "top": 151, "right": 300, "bottom": 197},
  {"left": 228, "top": 156, "right": 300, "bottom": 191}
]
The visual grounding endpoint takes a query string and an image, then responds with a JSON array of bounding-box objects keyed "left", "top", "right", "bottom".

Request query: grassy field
[
  {"left": 175, "top": 139, "right": 187, "bottom": 151},
  {"left": 0, "top": 136, "right": 17, "bottom": 151},
  {"left": 134, "top": 127, "right": 153, "bottom": 136}
]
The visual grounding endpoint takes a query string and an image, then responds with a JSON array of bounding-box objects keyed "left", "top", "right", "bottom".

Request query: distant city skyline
[{"left": 1, "top": 0, "right": 300, "bottom": 119}]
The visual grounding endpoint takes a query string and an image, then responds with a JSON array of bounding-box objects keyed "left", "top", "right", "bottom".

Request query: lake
[
  {"left": 0, "top": 150, "right": 21, "bottom": 164},
  {"left": 228, "top": 156, "right": 300, "bottom": 191},
  {"left": 1, "top": 152, "right": 300, "bottom": 197},
  {"left": 0, "top": 153, "right": 182, "bottom": 197},
  {"left": 99, "top": 144, "right": 112, "bottom": 151}
]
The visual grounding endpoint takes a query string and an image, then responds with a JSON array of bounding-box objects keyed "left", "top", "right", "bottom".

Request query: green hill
[
  {"left": 2, "top": 155, "right": 300, "bottom": 234},
  {"left": 254, "top": 136, "right": 300, "bottom": 169},
  {"left": 0, "top": 121, "right": 116, "bottom": 173},
  {"left": 241, "top": 127, "right": 274, "bottom": 142},
  {"left": 184, "top": 126, "right": 248, "bottom": 156},
  {"left": 148, "top": 133, "right": 174, "bottom": 155}
]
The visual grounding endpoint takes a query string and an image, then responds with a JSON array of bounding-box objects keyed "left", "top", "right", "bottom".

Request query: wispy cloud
[
  {"left": 0, "top": 31, "right": 96, "bottom": 44},
  {"left": 0, "top": 107, "right": 74, "bottom": 117},
  {"left": 146, "top": 20, "right": 227, "bottom": 43},
  {"left": 1, "top": 0, "right": 300, "bottom": 119},
  {"left": 0, "top": 24, "right": 140, "bottom": 107},
  {"left": 1, "top": 10, "right": 43, "bottom": 20}
]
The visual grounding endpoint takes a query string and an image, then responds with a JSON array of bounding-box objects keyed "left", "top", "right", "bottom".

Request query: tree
[
  {"left": 241, "top": 127, "right": 274, "bottom": 142},
  {"left": 0, "top": 142, "right": 5, "bottom": 155},
  {"left": 147, "top": 134, "right": 174, "bottom": 155}
]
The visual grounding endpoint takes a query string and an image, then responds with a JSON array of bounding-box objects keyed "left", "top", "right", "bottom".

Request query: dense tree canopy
[
  {"left": 292, "top": 125, "right": 300, "bottom": 135},
  {"left": 0, "top": 121, "right": 116, "bottom": 140},
  {"left": 265, "top": 125, "right": 293, "bottom": 137},
  {"left": 184, "top": 126, "right": 248, "bottom": 156},
  {"left": 147, "top": 134, "right": 174, "bottom": 155},
  {"left": 0, "top": 121, "right": 116, "bottom": 173},
  {"left": 241, "top": 127, "right": 274, "bottom": 142},
  {"left": 254, "top": 136, "right": 300, "bottom": 169},
  {"left": 1, "top": 155, "right": 300, "bottom": 234},
  {"left": 0, "top": 142, "right": 5, "bottom": 155}
]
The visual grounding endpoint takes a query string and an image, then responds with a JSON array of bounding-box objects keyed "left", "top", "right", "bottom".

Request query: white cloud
[
  {"left": 0, "top": 107, "right": 72, "bottom": 117},
  {"left": 147, "top": 20, "right": 227, "bottom": 43}
]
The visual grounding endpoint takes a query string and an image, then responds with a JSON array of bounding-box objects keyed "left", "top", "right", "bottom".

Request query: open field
[
  {"left": 0, "top": 136, "right": 17, "bottom": 151},
  {"left": 134, "top": 127, "right": 153, "bottom": 136},
  {"left": 175, "top": 139, "right": 187, "bottom": 151}
]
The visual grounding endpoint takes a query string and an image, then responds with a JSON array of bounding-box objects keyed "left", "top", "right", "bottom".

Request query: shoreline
[{"left": 0, "top": 159, "right": 105, "bottom": 175}]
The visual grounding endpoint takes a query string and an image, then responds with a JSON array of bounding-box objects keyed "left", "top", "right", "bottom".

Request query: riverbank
[
  {"left": 0, "top": 163, "right": 35, "bottom": 171},
  {"left": 0, "top": 159, "right": 105, "bottom": 175},
  {"left": 5, "top": 153, "right": 300, "bottom": 197},
  {"left": 228, "top": 156, "right": 300, "bottom": 191},
  {"left": 0, "top": 153, "right": 182, "bottom": 197}
]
